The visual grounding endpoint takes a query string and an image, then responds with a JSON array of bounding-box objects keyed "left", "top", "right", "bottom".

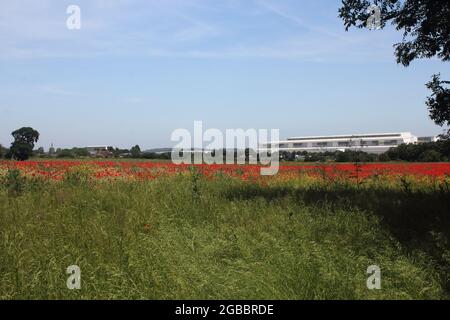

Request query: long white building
[{"left": 259, "top": 132, "right": 430, "bottom": 154}]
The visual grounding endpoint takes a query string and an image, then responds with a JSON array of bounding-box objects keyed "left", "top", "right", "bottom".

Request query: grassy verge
[{"left": 0, "top": 171, "right": 448, "bottom": 299}]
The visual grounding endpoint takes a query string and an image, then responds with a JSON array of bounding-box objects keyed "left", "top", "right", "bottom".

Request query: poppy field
[
  {"left": 1, "top": 160, "right": 450, "bottom": 182},
  {"left": 0, "top": 160, "right": 449, "bottom": 299}
]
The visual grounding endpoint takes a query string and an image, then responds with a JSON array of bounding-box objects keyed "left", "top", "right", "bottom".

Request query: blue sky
[{"left": 0, "top": 0, "right": 448, "bottom": 150}]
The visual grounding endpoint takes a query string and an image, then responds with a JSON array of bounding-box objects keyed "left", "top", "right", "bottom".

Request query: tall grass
[{"left": 0, "top": 169, "right": 448, "bottom": 299}]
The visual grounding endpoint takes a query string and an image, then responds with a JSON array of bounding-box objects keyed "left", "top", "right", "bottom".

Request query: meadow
[{"left": 0, "top": 160, "right": 449, "bottom": 299}]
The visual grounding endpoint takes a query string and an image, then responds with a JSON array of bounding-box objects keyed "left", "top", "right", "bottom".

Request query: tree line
[
  {"left": 0, "top": 129, "right": 171, "bottom": 161},
  {"left": 2, "top": 127, "right": 450, "bottom": 163},
  {"left": 280, "top": 140, "right": 450, "bottom": 163}
]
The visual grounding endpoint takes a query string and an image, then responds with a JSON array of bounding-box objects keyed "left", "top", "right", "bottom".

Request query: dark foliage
[
  {"left": 130, "top": 145, "right": 141, "bottom": 158},
  {"left": 426, "top": 74, "right": 450, "bottom": 137},
  {"left": 10, "top": 127, "right": 40, "bottom": 161},
  {"left": 386, "top": 140, "right": 450, "bottom": 162}
]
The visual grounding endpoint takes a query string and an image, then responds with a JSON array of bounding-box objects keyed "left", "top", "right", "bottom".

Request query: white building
[
  {"left": 259, "top": 132, "right": 419, "bottom": 154},
  {"left": 417, "top": 136, "right": 439, "bottom": 143}
]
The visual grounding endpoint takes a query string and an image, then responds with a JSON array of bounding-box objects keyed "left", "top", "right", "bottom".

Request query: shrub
[
  {"left": 419, "top": 149, "right": 442, "bottom": 162},
  {"left": 2, "top": 168, "right": 26, "bottom": 196},
  {"left": 57, "top": 149, "right": 75, "bottom": 158}
]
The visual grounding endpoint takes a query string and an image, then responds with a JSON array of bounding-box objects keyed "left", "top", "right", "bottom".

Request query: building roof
[{"left": 286, "top": 133, "right": 410, "bottom": 141}]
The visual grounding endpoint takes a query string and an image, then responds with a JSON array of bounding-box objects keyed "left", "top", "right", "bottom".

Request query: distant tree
[
  {"left": 112, "top": 148, "right": 130, "bottom": 158},
  {"left": 141, "top": 152, "right": 157, "bottom": 159},
  {"left": 10, "top": 127, "right": 40, "bottom": 161},
  {"left": 280, "top": 151, "right": 295, "bottom": 161},
  {"left": 378, "top": 153, "right": 391, "bottom": 162},
  {"left": 335, "top": 150, "right": 377, "bottom": 163},
  {"left": 159, "top": 152, "right": 170, "bottom": 160},
  {"left": 419, "top": 149, "right": 442, "bottom": 162},
  {"left": 388, "top": 144, "right": 422, "bottom": 161},
  {"left": 130, "top": 145, "right": 141, "bottom": 158},
  {"left": 57, "top": 149, "right": 74, "bottom": 158},
  {"left": 72, "top": 147, "right": 89, "bottom": 157},
  {"left": 385, "top": 147, "right": 399, "bottom": 161},
  {"left": 339, "top": 0, "right": 450, "bottom": 136},
  {"left": 336, "top": 151, "right": 351, "bottom": 163},
  {"left": 435, "top": 139, "right": 450, "bottom": 160},
  {"left": 0, "top": 144, "right": 9, "bottom": 159},
  {"left": 382, "top": 141, "right": 449, "bottom": 162}
]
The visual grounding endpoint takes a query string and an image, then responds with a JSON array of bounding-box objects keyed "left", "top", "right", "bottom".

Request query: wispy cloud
[
  {"left": 256, "top": 0, "right": 350, "bottom": 41},
  {"left": 34, "top": 85, "right": 79, "bottom": 96},
  {"left": 0, "top": 0, "right": 397, "bottom": 62},
  {"left": 171, "top": 17, "right": 221, "bottom": 42}
]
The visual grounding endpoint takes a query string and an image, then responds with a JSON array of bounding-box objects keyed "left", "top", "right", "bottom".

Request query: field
[{"left": 0, "top": 160, "right": 449, "bottom": 299}]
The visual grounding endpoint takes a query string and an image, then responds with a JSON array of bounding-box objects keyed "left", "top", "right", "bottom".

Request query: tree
[
  {"left": 339, "top": 0, "right": 450, "bottom": 136},
  {"left": 426, "top": 74, "right": 450, "bottom": 137},
  {"left": 10, "top": 127, "right": 40, "bottom": 161},
  {"left": 72, "top": 147, "right": 89, "bottom": 157},
  {"left": 0, "top": 144, "right": 3, "bottom": 158},
  {"left": 56, "top": 149, "right": 74, "bottom": 158},
  {"left": 130, "top": 145, "right": 141, "bottom": 158},
  {"left": 56, "top": 149, "right": 75, "bottom": 158},
  {"left": 112, "top": 148, "right": 130, "bottom": 158},
  {"left": 419, "top": 149, "right": 442, "bottom": 162}
]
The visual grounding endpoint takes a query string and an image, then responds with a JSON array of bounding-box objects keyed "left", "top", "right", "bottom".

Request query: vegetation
[
  {"left": 9, "top": 127, "right": 40, "bottom": 161},
  {"left": 140, "top": 152, "right": 171, "bottom": 160},
  {"left": 339, "top": 0, "right": 450, "bottom": 136},
  {"left": 0, "top": 162, "right": 449, "bottom": 299},
  {"left": 426, "top": 74, "right": 450, "bottom": 137},
  {"left": 2, "top": 125, "right": 447, "bottom": 163},
  {"left": 53, "top": 148, "right": 90, "bottom": 159},
  {"left": 385, "top": 140, "right": 450, "bottom": 162},
  {"left": 130, "top": 145, "right": 141, "bottom": 158}
]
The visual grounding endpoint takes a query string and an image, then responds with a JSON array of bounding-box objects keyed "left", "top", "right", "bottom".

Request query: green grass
[{"left": 0, "top": 172, "right": 449, "bottom": 299}]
